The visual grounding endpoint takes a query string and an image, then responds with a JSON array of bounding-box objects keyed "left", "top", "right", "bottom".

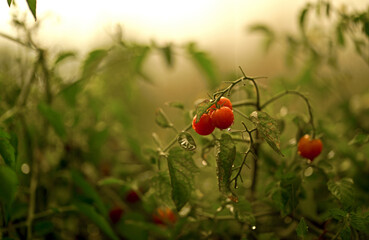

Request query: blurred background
[{"left": 1, "top": 1, "right": 369, "bottom": 239}]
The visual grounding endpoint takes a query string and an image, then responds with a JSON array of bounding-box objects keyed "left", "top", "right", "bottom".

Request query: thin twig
[{"left": 260, "top": 90, "right": 316, "bottom": 138}]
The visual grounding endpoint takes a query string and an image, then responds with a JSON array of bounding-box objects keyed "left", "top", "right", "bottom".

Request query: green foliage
[
  {"left": 186, "top": 42, "right": 219, "bottom": 90},
  {"left": 167, "top": 147, "right": 198, "bottom": 211},
  {"left": 37, "top": 102, "right": 67, "bottom": 140},
  {"left": 0, "top": 165, "right": 18, "bottom": 205},
  {"left": 250, "top": 111, "right": 283, "bottom": 156},
  {"left": 0, "top": 128, "right": 16, "bottom": 169},
  {"left": 71, "top": 170, "right": 107, "bottom": 216},
  {"left": 75, "top": 201, "right": 119, "bottom": 240},
  {"left": 1, "top": 1, "right": 369, "bottom": 239},
  {"left": 296, "top": 217, "right": 308, "bottom": 238},
  {"left": 216, "top": 133, "right": 237, "bottom": 201},
  {"left": 327, "top": 178, "right": 355, "bottom": 209},
  {"left": 155, "top": 108, "right": 173, "bottom": 129},
  {"left": 26, "top": 0, "right": 36, "bottom": 20}
]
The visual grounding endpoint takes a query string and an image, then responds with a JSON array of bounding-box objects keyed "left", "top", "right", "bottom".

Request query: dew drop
[
  {"left": 251, "top": 225, "right": 256, "bottom": 230},
  {"left": 21, "top": 163, "right": 30, "bottom": 174},
  {"left": 280, "top": 106, "right": 288, "bottom": 117},
  {"left": 202, "top": 160, "right": 208, "bottom": 166},
  {"left": 227, "top": 128, "right": 231, "bottom": 131},
  {"left": 232, "top": 164, "right": 235, "bottom": 167},
  {"left": 304, "top": 167, "right": 314, "bottom": 177},
  {"left": 235, "top": 185, "right": 239, "bottom": 189}
]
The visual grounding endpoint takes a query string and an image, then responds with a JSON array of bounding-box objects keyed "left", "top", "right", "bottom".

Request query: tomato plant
[{"left": 1, "top": 1, "right": 369, "bottom": 240}]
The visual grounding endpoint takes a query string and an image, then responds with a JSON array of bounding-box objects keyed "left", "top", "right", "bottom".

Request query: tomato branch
[
  {"left": 230, "top": 122, "right": 256, "bottom": 189},
  {"left": 261, "top": 90, "right": 316, "bottom": 138}
]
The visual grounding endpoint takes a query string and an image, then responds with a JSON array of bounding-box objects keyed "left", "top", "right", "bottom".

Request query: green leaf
[
  {"left": 177, "top": 132, "right": 196, "bottom": 151},
  {"left": 134, "top": 46, "right": 151, "bottom": 73},
  {"left": 216, "top": 133, "right": 237, "bottom": 202},
  {"left": 167, "top": 147, "right": 199, "bottom": 211},
  {"left": 71, "top": 170, "right": 107, "bottom": 216},
  {"left": 155, "top": 108, "right": 173, "bottom": 128},
  {"left": 166, "top": 101, "right": 185, "bottom": 110},
  {"left": 340, "top": 227, "right": 351, "bottom": 240},
  {"left": 7, "top": 0, "right": 12, "bottom": 7},
  {"left": 33, "top": 220, "right": 54, "bottom": 237},
  {"left": 194, "top": 100, "right": 212, "bottom": 123},
  {"left": 97, "top": 177, "right": 125, "bottom": 186},
  {"left": 248, "top": 24, "right": 275, "bottom": 52},
  {"left": 37, "top": 102, "right": 66, "bottom": 139},
  {"left": 233, "top": 198, "right": 255, "bottom": 224},
  {"left": 349, "top": 132, "right": 369, "bottom": 146},
  {"left": 151, "top": 172, "right": 174, "bottom": 208},
  {"left": 299, "top": 5, "right": 310, "bottom": 31},
  {"left": 325, "top": 2, "right": 331, "bottom": 17},
  {"left": 54, "top": 51, "right": 76, "bottom": 66},
  {"left": 296, "top": 217, "right": 308, "bottom": 238},
  {"left": 0, "top": 128, "right": 16, "bottom": 169},
  {"left": 327, "top": 208, "right": 347, "bottom": 221},
  {"left": 82, "top": 49, "right": 108, "bottom": 78},
  {"left": 327, "top": 178, "right": 354, "bottom": 208},
  {"left": 74, "top": 201, "right": 119, "bottom": 240},
  {"left": 0, "top": 165, "right": 18, "bottom": 205},
  {"left": 250, "top": 111, "right": 284, "bottom": 156},
  {"left": 26, "top": 0, "right": 36, "bottom": 20},
  {"left": 59, "top": 80, "right": 83, "bottom": 107},
  {"left": 350, "top": 212, "right": 369, "bottom": 233},
  {"left": 160, "top": 44, "right": 173, "bottom": 67},
  {"left": 186, "top": 42, "right": 219, "bottom": 90},
  {"left": 336, "top": 22, "right": 345, "bottom": 47}
]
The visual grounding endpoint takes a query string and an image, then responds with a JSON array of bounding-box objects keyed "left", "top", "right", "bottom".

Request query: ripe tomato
[
  {"left": 297, "top": 134, "right": 323, "bottom": 161},
  {"left": 208, "top": 97, "right": 233, "bottom": 113},
  {"left": 109, "top": 206, "right": 124, "bottom": 224},
  {"left": 210, "top": 106, "right": 234, "bottom": 129},
  {"left": 192, "top": 113, "right": 215, "bottom": 135},
  {"left": 125, "top": 190, "right": 140, "bottom": 203},
  {"left": 152, "top": 207, "right": 177, "bottom": 226}
]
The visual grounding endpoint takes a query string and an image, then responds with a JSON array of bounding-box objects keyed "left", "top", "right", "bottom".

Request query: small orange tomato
[
  {"left": 297, "top": 134, "right": 323, "bottom": 161},
  {"left": 152, "top": 207, "right": 177, "bottom": 226},
  {"left": 192, "top": 113, "right": 215, "bottom": 135},
  {"left": 210, "top": 106, "right": 234, "bottom": 130}
]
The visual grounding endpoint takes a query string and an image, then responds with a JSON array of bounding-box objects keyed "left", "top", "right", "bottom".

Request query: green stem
[
  {"left": 26, "top": 150, "right": 38, "bottom": 240},
  {"left": 39, "top": 50, "right": 53, "bottom": 104},
  {"left": 0, "top": 32, "right": 35, "bottom": 50},
  {"left": 261, "top": 90, "right": 316, "bottom": 138}
]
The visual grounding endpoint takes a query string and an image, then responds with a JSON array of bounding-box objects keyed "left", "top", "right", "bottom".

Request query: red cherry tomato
[
  {"left": 297, "top": 134, "right": 323, "bottom": 161},
  {"left": 210, "top": 106, "right": 234, "bottom": 129},
  {"left": 192, "top": 113, "right": 215, "bottom": 135},
  {"left": 109, "top": 206, "right": 124, "bottom": 224},
  {"left": 125, "top": 190, "right": 140, "bottom": 203},
  {"left": 152, "top": 207, "right": 177, "bottom": 226},
  {"left": 208, "top": 97, "right": 233, "bottom": 113}
]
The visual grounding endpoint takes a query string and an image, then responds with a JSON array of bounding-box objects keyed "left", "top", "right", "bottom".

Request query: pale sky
[{"left": 0, "top": 1, "right": 306, "bottom": 49}]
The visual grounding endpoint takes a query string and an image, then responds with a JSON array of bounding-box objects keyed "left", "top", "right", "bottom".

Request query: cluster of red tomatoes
[{"left": 192, "top": 97, "right": 234, "bottom": 135}]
